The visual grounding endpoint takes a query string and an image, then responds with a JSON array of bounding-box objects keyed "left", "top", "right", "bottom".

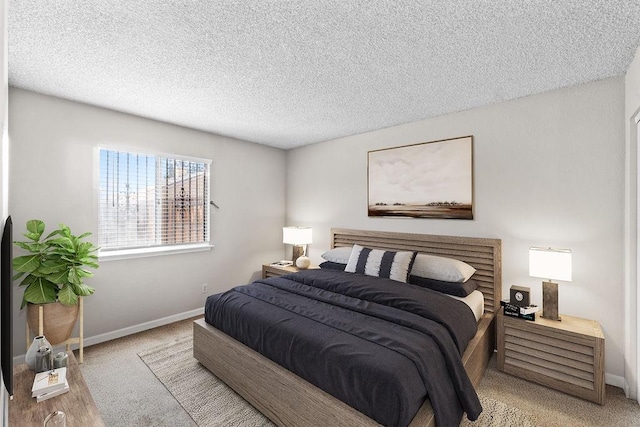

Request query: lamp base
[
  {"left": 541, "top": 280, "right": 561, "bottom": 321},
  {"left": 292, "top": 245, "right": 305, "bottom": 263}
]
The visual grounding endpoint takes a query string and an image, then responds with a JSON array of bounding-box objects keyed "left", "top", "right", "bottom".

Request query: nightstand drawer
[
  {"left": 497, "top": 311, "right": 605, "bottom": 404},
  {"left": 262, "top": 264, "right": 299, "bottom": 278},
  {"left": 263, "top": 269, "right": 284, "bottom": 278}
]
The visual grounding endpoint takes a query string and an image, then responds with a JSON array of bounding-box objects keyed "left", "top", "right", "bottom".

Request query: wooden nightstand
[
  {"left": 497, "top": 310, "right": 605, "bottom": 404},
  {"left": 262, "top": 263, "right": 318, "bottom": 279}
]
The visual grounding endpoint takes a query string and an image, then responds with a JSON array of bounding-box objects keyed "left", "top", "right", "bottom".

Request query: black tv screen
[{"left": 1, "top": 216, "right": 12, "bottom": 397}]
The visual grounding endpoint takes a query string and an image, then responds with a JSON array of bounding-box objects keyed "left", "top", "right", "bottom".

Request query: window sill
[{"left": 98, "top": 243, "right": 214, "bottom": 262}]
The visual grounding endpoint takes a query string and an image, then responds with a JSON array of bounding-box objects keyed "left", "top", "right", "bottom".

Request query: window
[{"left": 98, "top": 148, "right": 211, "bottom": 258}]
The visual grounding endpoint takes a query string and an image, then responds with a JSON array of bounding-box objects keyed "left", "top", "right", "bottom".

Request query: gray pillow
[
  {"left": 411, "top": 253, "right": 476, "bottom": 282},
  {"left": 320, "top": 246, "right": 353, "bottom": 264}
]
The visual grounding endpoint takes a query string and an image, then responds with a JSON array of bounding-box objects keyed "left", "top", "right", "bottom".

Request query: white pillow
[
  {"left": 344, "top": 244, "right": 416, "bottom": 283},
  {"left": 410, "top": 253, "right": 476, "bottom": 283},
  {"left": 321, "top": 246, "right": 353, "bottom": 264}
]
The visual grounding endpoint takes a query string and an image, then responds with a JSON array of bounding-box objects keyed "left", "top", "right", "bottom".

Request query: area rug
[
  {"left": 139, "top": 336, "right": 536, "bottom": 426},
  {"left": 139, "top": 336, "right": 272, "bottom": 426}
]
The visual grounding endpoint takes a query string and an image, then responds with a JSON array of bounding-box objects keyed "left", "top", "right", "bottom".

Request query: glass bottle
[
  {"left": 53, "top": 352, "right": 68, "bottom": 369},
  {"left": 43, "top": 411, "right": 66, "bottom": 427},
  {"left": 25, "top": 335, "right": 51, "bottom": 371},
  {"left": 35, "top": 345, "right": 52, "bottom": 373}
]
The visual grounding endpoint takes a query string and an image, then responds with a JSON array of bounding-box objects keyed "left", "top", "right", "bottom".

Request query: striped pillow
[{"left": 345, "top": 244, "right": 417, "bottom": 283}]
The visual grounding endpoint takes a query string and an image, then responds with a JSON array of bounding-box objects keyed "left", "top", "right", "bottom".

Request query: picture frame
[{"left": 368, "top": 135, "right": 473, "bottom": 219}]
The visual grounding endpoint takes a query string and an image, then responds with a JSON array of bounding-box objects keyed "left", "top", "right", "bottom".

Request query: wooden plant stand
[{"left": 26, "top": 297, "right": 84, "bottom": 363}]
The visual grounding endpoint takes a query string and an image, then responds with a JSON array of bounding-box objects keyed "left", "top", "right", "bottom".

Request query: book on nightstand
[
  {"left": 500, "top": 300, "right": 539, "bottom": 321},
  {"left": 519, "top": 305, "right": 540, "bottom": 315},
  {"left": 31, "top": 367, "right": 68, "bottom": 398},
  {"left": 36, "top": 380, "right": 70, "bottom": 402},
  {"left": 270, "top": 260, "right": 293, "bottom": 267}
]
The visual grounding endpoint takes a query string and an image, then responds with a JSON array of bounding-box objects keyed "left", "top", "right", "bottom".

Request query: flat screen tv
[{"left": 1, "top": 216, "right": 12, "bottom": 397}]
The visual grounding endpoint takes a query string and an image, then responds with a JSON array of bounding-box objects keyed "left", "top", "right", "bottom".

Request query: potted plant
[{"left": 13, "top": 219, "right": 99, "bottom": 345}]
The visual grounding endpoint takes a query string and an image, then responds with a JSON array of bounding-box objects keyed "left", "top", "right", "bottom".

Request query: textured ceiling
[{"left": 9, "top": 1, "right": 640, "bottom": 149}]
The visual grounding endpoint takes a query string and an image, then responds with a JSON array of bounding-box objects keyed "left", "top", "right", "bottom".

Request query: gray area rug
[{"left": 139, "top": 336, "right": 536, "bottom": 426}]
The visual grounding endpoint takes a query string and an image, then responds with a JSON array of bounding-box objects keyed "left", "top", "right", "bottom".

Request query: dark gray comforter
[{"left": 204, "top": 269, "right": 481, "bottom": 426}]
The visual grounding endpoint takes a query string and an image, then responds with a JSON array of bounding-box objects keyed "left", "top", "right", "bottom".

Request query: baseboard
[
  {"left": 14, "top": 307, "right": 204, "bottom": 365},
  {"left": 623, "top": 379, "right": 630, "bottom": 398},
  {"left": 606, "top": 372, "right": 626, "bottom": 389},
  {"left": 82, "top": 307, "right": 204, "bottom": 348}
]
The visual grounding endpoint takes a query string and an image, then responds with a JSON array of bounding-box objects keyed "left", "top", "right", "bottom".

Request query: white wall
[
  {"left": 287, "top": 77, "right": 626, "bottom": 382},
  {"left": 8, "top": 88, "right": 286, "bottom": 356},
  {"left": 625, "top": 45, "right": 640, "bottom": 400}
]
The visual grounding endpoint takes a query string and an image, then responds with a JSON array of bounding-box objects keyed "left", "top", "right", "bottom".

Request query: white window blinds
[{"left": 99, "top": 148, "right": 210, "bottom": 252}]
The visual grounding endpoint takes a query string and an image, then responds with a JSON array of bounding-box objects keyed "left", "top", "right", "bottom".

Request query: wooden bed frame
[{"left": 194, "top": 228, "right": 502, "bottom": 427}]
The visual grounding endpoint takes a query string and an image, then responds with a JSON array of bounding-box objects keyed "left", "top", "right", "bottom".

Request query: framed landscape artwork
[{"left": 368, "top": 135, "right": 473, "bottom": 219}]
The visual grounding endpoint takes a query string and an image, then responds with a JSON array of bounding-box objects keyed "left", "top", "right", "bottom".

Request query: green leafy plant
[{"left": 13, "top": 219, "right": 99, "bottom": 308}]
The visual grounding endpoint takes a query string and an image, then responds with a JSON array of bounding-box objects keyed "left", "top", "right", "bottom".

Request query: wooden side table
[
  {"left": 497, "top": 310, "right": 605, "bottom": 404},
  {"left": 10, "top": 351, "right": 104, "bottom": 426},
  {"left": 262, "top": 264, "right": 318, "bottom": 279}
]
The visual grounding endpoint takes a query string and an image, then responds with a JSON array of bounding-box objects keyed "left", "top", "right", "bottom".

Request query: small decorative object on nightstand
[
  {"left": 43, "top": 410, "right": 66, "bottom": 427},
  {"left": 509, "top": 285, "right": 530, "bottom": 307},
  {"left": 295, "top": 256, "right": 311, "bottom": 269},
  {"left": 497, "top": 310, "right": 605, "bottom": 404}
]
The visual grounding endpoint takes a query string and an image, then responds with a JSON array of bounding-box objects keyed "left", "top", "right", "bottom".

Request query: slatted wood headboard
[{"left": 331, "top": 228, "right": 502, "bottom": 314}]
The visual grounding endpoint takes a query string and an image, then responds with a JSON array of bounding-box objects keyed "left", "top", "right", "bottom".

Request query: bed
[{"left": 193, "top": 228, "right": 502, "bottom": 426}]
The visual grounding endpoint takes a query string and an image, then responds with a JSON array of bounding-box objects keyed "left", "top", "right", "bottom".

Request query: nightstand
[
  {"left": 262, "top": 264, "right": 300, "bottom": 278},
  {"left": 262, "top": 263, "right": 319, "bottom": 279},
  {"left": 497, "top": 310, "right": 605, "bottom": 404}
]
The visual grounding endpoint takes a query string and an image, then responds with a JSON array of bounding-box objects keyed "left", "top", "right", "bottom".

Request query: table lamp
[
  {"left": 529, "top": 247, "right": 572, "bottom": 321},
  {"left": 283, "top": 226, "right": 313, "bottom": 264}
]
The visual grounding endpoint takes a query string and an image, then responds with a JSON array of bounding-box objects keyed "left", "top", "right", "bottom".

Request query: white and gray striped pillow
[{"left": 345, "top": 244, "right": 417, "bottom": 283}]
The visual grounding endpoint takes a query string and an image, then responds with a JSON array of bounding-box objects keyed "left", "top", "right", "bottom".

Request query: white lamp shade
[
  {"left": 283, "top": 227, "right": 313, "bottom": 245},
  {"left": 529, "top": 247, "right": 572, "bottom": 282}
]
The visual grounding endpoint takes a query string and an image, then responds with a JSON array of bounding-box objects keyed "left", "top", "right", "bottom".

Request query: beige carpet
[
  {"left": 460, "top": 397, "right": 535, "bottom": 427},
  {"left": 139, "top": 336, "right": 536, "bottom": 426}
]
